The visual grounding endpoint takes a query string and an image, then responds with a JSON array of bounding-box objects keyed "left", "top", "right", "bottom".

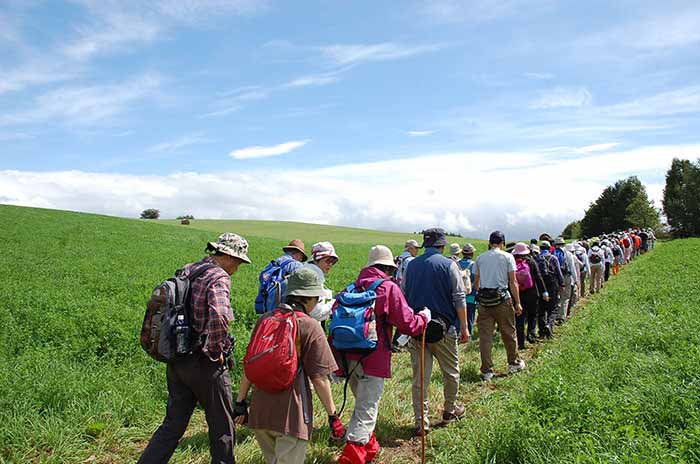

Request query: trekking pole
[{"left": 420, "top": 325, "right": 426, "bottom": 464}]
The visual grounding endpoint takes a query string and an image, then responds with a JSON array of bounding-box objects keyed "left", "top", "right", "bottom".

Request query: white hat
[
  {"left": 311, "top": 241, "right": 339, "bottom": 263},
  {"left": 366, "top": 245, "right": 397, "bottom": 268},
  {"left": 404, "top": 239, "right": 420, "bottom": 250},
  {"left": 565, "top": 243, "right": 575, "bottom": 252},
  {"left": 449, "top": 243, "right": 461, "bottom": 255}
]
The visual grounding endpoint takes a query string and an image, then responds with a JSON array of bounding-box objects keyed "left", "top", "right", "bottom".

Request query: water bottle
[
  {"left": 397, "top": 334, "right": 410, "bottom": 346},
  {"left": 175, "top": 314, "right": 190, "bottom": 355}
]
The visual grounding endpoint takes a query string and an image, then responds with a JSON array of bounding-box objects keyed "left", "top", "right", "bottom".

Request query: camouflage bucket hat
[
  {"left": 206, "top": 232, "right": 251, "bottom": 264},
  {"left": 285, "top": 267, "right": 325, "bottom": 298}
]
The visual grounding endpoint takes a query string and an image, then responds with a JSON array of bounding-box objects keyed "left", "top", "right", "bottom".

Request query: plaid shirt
[{"left": 181, "top": 257, "right": 233, "bottom": 362}]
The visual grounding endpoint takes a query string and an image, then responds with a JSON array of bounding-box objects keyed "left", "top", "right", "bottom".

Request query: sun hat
[
  {"left": 449, "top": 243, "right": 461, "bottom": 256},
  {"left": 541, "top": 240, "right": 551, "bottom": 249},
  {"left": 539, "top": 233, "right": 552, "bottom": 242},
  {"left": 311, "top": 241, "right": 339, "bottom": 263},
  {"left": 462, "top": 243, "right": 475, "bottom": 254},
  {"left": 565, "top": 243, "right": 575, "bottom": 252},
  {"left": 206, "top": 232, "right": 251, "bottom": 264},
  {"left": 366, "top": 245, "right": 397, "bottom": 268},
  {"left": 531, "top": 245, "right": 541, "bottom": 254},
  {"left": 405, "top": 239, "right": 420, "bottom": 250},
  {"left": 512, "top": 242, "right": 531, "bottom": 255},
  {"left": 489, "top": 230, "right": 506, "bottom": 245},
  {"left": 554, "top": 236, "right": 566, "bottom": 246},
  {"left": 422, "top": 228, "right": 447, "bottom": 248},
  {"left": 285, "top": 267, "right": 325, "bottom": 298},
  {"left": 282, "top": 239, "right": 307, "bottom": 261}
]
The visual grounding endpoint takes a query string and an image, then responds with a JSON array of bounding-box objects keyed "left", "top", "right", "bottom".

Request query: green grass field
[{"left": 1, "top": 204, "right": 698, "bottom": 463}]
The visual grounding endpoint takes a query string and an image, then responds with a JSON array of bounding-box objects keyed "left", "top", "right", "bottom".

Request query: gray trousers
[
  {"left": 346, "top": 361, "right": 385, "bottom": 444},
  {"left": 138, "top": 354, "right": 236, "bottom": 464}
]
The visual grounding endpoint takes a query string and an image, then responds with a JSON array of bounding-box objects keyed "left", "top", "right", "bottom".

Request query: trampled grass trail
[{"left": 1, "top": 205, "right": 698, "bottom": 463}]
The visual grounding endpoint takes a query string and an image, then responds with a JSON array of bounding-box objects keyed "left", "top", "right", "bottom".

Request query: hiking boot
[
  {"left": 442, "top": 404, "right": 465, "bottom": 423},
  {"left": 508, "top": 359, "right": 526, "bottom": 374},
  {"left": 526, "top": 335, "right": 538, "bottom": 344},
  {"left": 481, "top": 370, "right": 495, "bottom": 381},
  {"left": 413, "top": 426, "right": 430, "bottom": 438}
]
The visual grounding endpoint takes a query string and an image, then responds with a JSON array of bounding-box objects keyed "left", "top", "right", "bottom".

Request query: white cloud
[
  {"left": 0, "top": 60, "right": 78, "bottom": 95},
  {"left": 318, "top": 42, "right": 444, "bottom": 66},
  {"left": 523, "top": 72, "right": 555, "bottom": 80},
  {"left": 0, "top": 132, "right": 34, "bottom": 141},
  {"left": 406, "top": 130, "right": 435, "bottom": 137},
  {"left": 599, "top": 85, "right": 700, "bottom": 118},
  {"left": 146, "top": 132, "right": 213, "bottom": 153},
  {"left": 2, "top": 144, "right": 696, "bottom": 239},
  {"left": 417, "top": 0, "right": 525, "bottom": 24},
  {"left": 284, "top": 71, "right": 341, "bottom": 88},
  {"left": 529, "top": 87, "right": 592, "bottom": 109},
  {"left": 576, "top": 142, "right": 620, "bottom": 153},
  {"left": 1, "top": 73, "right": 161, "bottom": 126},
  {"left": 228, "top": 139, "right": 310, "bottom": 159}
]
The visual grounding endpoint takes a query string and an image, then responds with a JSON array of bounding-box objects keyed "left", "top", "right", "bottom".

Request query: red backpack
[
  {"left": 243, "top": 308, "right": 307, "bottom": 393},
  {"left": 515, "top": 259, "right": 534, "bottom": 292}
]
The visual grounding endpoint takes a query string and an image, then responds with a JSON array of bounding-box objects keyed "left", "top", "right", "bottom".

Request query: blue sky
[{"left": 2, "top": 0, "right": 700, "bottom": 239}]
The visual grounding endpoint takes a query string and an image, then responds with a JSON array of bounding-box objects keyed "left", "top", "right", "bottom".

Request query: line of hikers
[{"left": 138, "top": 226, "right": 655, "bottom": 464}]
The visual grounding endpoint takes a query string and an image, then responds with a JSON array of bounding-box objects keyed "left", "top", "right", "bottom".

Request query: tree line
[{"left": 562, "top": 158, "right": 700, "bottom": 239}]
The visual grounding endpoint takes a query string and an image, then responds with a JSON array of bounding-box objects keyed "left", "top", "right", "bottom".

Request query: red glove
[{"left": 329, "top": 414, "right": 346, "bottom": 441}]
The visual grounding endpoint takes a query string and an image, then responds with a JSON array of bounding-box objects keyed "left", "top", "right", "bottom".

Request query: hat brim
[
  {"left": 286, "top": 288, "right": 325, "bottom": 298},
  {"left": 283, "top": 246, "right": 308, "bottom": 262},
  {"left": 367, "top": 259, "right": 398, "bottom": 269},
  {"left": 208, "top": 242, "right": 252, "bottom": 264}
]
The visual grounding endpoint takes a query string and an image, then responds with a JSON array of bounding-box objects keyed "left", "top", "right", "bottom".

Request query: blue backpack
[
  {"left": 329, "top": 279, "right": 384, "bottom": 353},
  {"left": 255, "top": 255, "right": 298, "bottom": 314},
  {"left": 553, "top": 247, "right": 569, "bottom": 275}
]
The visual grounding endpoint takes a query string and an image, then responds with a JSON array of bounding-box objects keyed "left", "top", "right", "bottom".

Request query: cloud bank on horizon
[{"left": 1, "top": 1, "right": 700, "bottom": 239}]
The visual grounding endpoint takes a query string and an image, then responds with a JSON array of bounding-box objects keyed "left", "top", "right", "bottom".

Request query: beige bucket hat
[{"left": 366, "top": 245, "right": 397, "bottom": 268}]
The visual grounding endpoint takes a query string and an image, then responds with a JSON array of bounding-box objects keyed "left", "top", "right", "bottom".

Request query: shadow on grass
[{"left": 177, "top": 426, "right": 256, "bottom": 453}]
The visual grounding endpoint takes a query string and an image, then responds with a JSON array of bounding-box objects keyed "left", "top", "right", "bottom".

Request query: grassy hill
[{"left": 1, "top": 204, "right": 698, "bottom": 463}]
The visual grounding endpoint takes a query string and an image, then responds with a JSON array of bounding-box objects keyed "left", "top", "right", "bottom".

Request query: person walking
[
  {"left": 588, "top": 243, "right": 605, "bottom": 294},
  {"left": 449, "top": 243, "right": 461, "bottom": 262},
  {"left": 575, "top": 243, "right": 590, "bottom": 298},
  {"left": 234, "top": 267, "right": 343, "bottom": 464},
  {"left": 138, "top": 233, "right": 252, "bottom": 464},
  {"left": 458, "top": 243, "right": 478, "bottom": 336},
  {"left": 474, "top": 231, "right": 526, "bottom": 381},
  {"left": 511, "top": 243, "right": 546, "bottom": 349},
  {"left": 535, "top": 241, "right": 564, "bottom": 337},
  {"left": 336, "top": 246, "right": 430, "bottom": 464},
  {"left": 303, "top": 241, "right": 339, "bottom": 323},
  {"left": 552, "top": 237, "right": 573, "bottom": 324},
  {"left": 403, "top": 228, "right": 468, "bottom": 436},
  {"left": 255, "top": 240, "right": 307, "bottom": 313},
  {"left": 395, "top": 239, "right": 420, "bottom": 289}
]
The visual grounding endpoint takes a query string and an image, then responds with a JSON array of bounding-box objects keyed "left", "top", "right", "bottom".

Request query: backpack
[
  {"left": 329, "top": 279, "right": 384, "bottom": 353},
  {"left": 589, "top": 252, "right": 602, "bottom": 265},
  {"left": 255, "top": 255, "right": 296, "bottom": 314},
  {"left": 575, "top": 250, "right": 587, "bottom": 270},
  {"left": 537, "top": 253, "right": 557, "bottom": 284},
  {"left": 141, "top": 263, "right": 215, "bottom": 363},
  {"left": 460, "top": 268, "right": 472, "bottom": 294},
  {"left": 243, "top": 308, "right": 307, "bottom": 393},
  {"left": 515, "top": 259, "right": 534, "bottom": 292},
  {"left": 612, "top": 246, "right": 621, "bottom": 257},
  {"left": 553, "top": 247, "right": 569, "bottom": 274}
]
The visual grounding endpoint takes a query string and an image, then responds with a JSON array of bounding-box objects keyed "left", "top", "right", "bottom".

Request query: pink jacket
[{"left": 338, "top": 266, "right": 427, "bottom": 378}]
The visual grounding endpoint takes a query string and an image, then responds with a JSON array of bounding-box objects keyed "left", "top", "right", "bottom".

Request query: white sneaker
[
  {"left": 508, "top": 359, "right": 526, "bottom": 374},
  {"left": 481, "top": 371, "right": 495, "bottom": 381}
]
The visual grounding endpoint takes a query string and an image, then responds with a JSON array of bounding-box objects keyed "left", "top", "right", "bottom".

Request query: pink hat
[
  {"left": 311, "top": 241, "right": 339, "bottom": 263},
  {"left": 512, "top": 242, "right": 531, "bottom": 256}
]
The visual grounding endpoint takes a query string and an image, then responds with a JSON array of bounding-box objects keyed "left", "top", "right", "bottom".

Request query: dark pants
[
  {"left": 580, "top": 272, "right": 587, "bottom": 298},
  {"left": 604, "top": 263, "right": 611, "bottom": 282},
  {"left": 467, "top": 302, "right": 477, "bottom": 336},
  {"left": 138, "top": 354, "right": 236, "bottom": 464},
  {"left": 516, "top": 287, "right": 539, "bottom": 349},
  {"left": 543, "top": 284, "right": 559, "bottom": 335}
]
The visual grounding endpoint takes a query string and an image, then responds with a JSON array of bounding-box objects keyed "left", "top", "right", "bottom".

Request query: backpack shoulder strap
[
  {"left": 366, "top": 278, "right": 385, "bottom": 293},
  {"left": 187, "top": 263, "right": 217, "bottom": 282}
]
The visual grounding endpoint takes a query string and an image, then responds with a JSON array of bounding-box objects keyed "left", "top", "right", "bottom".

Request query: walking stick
[{"left": 420, "top": 325, "right": 427, "bottom": 464}]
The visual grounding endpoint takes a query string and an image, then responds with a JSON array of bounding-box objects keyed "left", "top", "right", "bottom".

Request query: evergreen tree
[{"left": 663, "top": 158, "right": 700, "bottom": 237}]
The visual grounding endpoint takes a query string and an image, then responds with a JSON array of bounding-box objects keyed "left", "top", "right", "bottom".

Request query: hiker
[
  {"left": 612, "top": 239, "right": 623, "bottom": 275},
  {"left": 458, "top": 243, "right": 478, "bottom": 336},
  {"left": 138, "top": 233, "right": 251, "bottom": 464},
  {"left": 255, "top": 239, "right": 307, "bottom": 314},
  {"left": 474, "top": 231, "right": 526, "bottom": 380},
  {"left": 566, "top": 243, "right": 582, "bottom": 314},
  {"left": 395, "top": 239, "right": 420, "bottom": 290},
  {"left": 303, "top": 241, "right": 339, "bottom": 322},
  {"left": 449, "top": 243, "right": 461, "bottom": 261},
  {"left": 536, "top": 240, "right": 564, "bottom": 337},
  {"left": 511, "top": 242, "right": 547, "bottom": 349},
  {"left": 234, "top": 267, "right": 344, "bottom": 464},
  {"left": 588, "top": 243, "right": 605, "bottom": 294},
  {"left": 552, "top": 237, "right": 574, "bottom": 324},
  {"left": 333, "top": 245, "right": 430, "bottom": 464},
  {"left": 403, "top": 228, "right": 468, "bottom": 436},
  {"left": 601, "top": 240, "right": 614, "bottom": 283},
  {"left": 575, "top": 243, "right": 590, "bottom": 298}
]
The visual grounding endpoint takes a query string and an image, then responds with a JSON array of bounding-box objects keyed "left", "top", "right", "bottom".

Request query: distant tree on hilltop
[
  {"left": 140, "top": 209, "right": 160, "bottom": 219},
  {"left": 663, "top": 158, "right": 700, "bottom": 237},
  {"left": 561, "top": 220, "right": 581, "bottom": 239},
  {"left": 580, "top": 176, "right": 659, "bottom": 236},
  {"left": 176, "top": 214, "right": 194, "bottom": 220}
]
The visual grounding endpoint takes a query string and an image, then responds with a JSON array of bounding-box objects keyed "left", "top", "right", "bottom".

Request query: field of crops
[{"left": 1, "top": 204, "right": 698, "bottom": 463}]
